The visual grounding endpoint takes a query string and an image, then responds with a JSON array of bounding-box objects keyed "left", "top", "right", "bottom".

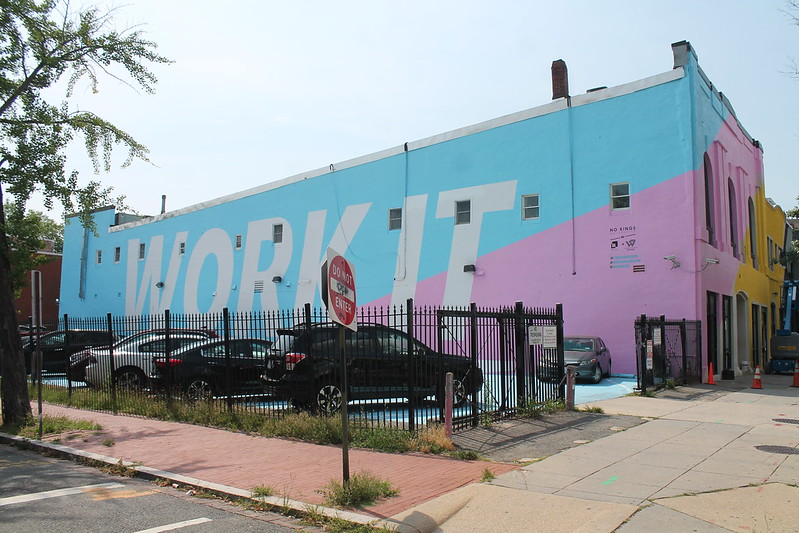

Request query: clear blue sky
[{"left": 43, "top": 1, "right": 799, "bottom": 218}]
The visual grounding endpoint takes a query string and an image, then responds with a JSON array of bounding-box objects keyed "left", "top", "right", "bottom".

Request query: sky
[{"left": 30, "top": 0, "right": 799, "bottom": 218}]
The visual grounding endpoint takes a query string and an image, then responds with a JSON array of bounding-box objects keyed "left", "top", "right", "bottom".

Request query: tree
[
  {"left": 0, "top": 1, "right": 170, "bottom": 425},
  {"left": 3, "top": 201, "right": 63, "bottom": 298}
]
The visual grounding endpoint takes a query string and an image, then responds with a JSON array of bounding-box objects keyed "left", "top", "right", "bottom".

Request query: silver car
[{"left": 83, "top": 332, "right": 210, "bottom": 389}]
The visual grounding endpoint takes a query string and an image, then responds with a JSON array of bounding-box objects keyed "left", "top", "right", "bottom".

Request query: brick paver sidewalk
[{"left": 36, "top": 403, "right": 517, "bottom": 518}]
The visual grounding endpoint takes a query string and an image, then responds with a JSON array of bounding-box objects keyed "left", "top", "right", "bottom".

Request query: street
[{"left": 0, "top": 445, "right": 311, "bottom": 533}]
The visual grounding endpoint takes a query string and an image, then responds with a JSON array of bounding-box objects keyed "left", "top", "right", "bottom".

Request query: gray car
[
  {"left": 563, "top": 336, "right": 612, "bottom": 383},
  {"left": 82, "top": 332, "right": 211, "bottom": 389}
]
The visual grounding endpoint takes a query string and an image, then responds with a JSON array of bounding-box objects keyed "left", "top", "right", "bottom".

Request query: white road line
[
  {"left": 135, "top": 517, "right": 213, "bottom": 532},
  {"left": 0, "top": 482, "right": 125, "bottom": 506}
]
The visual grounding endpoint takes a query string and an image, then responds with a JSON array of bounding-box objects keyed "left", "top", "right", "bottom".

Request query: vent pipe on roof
[
  {"left": 551, "top": 59, "right": 569, "bottom": 100},
  {"left": 160, "top": 195, "right": 166, "bottom": 214}
]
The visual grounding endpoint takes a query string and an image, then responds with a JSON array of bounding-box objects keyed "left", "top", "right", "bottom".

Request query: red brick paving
[{"left": 38, "top": 403, "right": 517, "bottom": 518}]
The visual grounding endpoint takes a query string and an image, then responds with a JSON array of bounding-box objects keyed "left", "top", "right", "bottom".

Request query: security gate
[
  {"left": 435, "top": 302, "right": 565, "bottom": 430},
  {"left": 635, "top": 314, "right": 702, "bottom": 394}
]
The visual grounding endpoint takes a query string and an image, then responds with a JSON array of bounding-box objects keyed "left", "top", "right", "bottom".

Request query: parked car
[
  {"left": 150, "top": 338, "right": 274, "bottom": 400},
  {"left": 538, "top": 336, "right": 612, "bottom": 384},
  {"left": 68, "top": 328, "right": 217, "bottom": 383},
  {"left": 24, "top": 329, "right": 115, "bottom": 374},
  {"left": 78, "top": 329, "right": 217, "bottom": 389},
  {"left": 261, "top": 323, "right": 484, "bottom": 413}
]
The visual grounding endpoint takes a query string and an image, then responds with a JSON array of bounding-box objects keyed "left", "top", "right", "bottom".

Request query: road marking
[
  {"left": 135, "top": 518, "right": 213, "bottom": 532},
  {"left": 0, "top": 482, "right": 124, "bottom": 506},
  {"left": 602, "top": 476, "right": 619, "bottom": 485},
  {"left": 88, "top": 487, "right": 154, "bottom": 500}
]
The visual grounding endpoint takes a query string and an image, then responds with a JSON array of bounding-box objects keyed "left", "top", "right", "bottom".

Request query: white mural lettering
[
  {"left": 436, "top": 181, "right": 517, "bottom": 306},
  {"left": 184, "top": 228, "right": 234, "bottom": 314}
]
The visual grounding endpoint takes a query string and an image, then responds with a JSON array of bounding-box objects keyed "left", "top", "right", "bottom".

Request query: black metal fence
[
  {"left": 24, "top": 300, "right": 564, "bottom": 433},
  {"left": 635, "top": 314, "right": 702, "bottom": 394}
]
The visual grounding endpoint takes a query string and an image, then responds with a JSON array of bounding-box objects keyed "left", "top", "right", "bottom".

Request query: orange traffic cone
[
  {"left": 707, "top": 361, "right": 716, "bottom": 385},
  {"left": 792, "top": 361, "right": 799, "bottom": 388},
  {"left": 751, "top": 365, "right": 763, "bottom": 389}
]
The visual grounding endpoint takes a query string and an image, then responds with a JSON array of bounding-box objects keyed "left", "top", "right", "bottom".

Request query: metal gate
[
  {"left": 635, "top": 314, "right": 702, "bottom": 394},
  {"left": 435, "top": 302, "right": 564, "bottom": 430}
]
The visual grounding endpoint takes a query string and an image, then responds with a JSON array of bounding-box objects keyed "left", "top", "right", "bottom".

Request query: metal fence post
[
  {"left": 469, "top": 302, "right": 479, "bottom": 427},
  {"left": 164, "top": 309, "right": 173, "bottom": 408},
  {"left": 406, "top": 298, "right": 416, "bottom": 433},
  {"left": 639, "top": 314, "right": 648, "bottom": 396},
  {"left": 107, "top": 313, "right": 117, "bottom": 414},
  {"left": 555, "top": 303, "right": 565, "bottom": 402},
  {"left": 514, "top": 301, "right": 526, "bottom": 409},
  {"left": 680, "top": 319, "right": 688, "bottom": 384},
  {"left": 64, "top": 313, "right": 72, "bottom": 398},
  {"left": 223, "top": 308, "right": 232, "bottom": 412}
]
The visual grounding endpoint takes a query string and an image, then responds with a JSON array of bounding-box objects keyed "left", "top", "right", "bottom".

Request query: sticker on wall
[
  {"left": 609, "top": 225, "right": 638, "bottom": 252},
  {"left": 610, "top": 255, "right": 641, "bottom": 269}
]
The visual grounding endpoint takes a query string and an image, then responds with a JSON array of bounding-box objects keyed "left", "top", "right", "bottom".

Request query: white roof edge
[{"left": 110, "top": 67, "right": 685, "bottom": 233}]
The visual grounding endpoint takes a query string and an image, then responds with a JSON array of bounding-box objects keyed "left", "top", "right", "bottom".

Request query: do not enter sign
[{"left": 322, "top": 248, "right": 357, "bottom": 331}]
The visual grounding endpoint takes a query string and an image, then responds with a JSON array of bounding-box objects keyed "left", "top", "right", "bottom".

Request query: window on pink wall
[
  {"left": 728, "top": 179, "right": 738, "bottom": 258},
  {"left": 703, "top": 153, "right": 716, "bottom": 246}
]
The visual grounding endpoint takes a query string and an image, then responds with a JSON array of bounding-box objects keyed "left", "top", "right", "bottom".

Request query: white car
[{"left": 83, "top": 332, "right": 211, "bottom": 389}]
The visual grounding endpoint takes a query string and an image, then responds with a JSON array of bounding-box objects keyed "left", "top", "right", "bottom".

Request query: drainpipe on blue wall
[{"left": 78, "top": 227, "right": 88, "bottom": 299}]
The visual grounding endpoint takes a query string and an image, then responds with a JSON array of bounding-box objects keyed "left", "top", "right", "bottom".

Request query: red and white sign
[{"left": 325, "top": 248, "right": 357, "bottom": 331}]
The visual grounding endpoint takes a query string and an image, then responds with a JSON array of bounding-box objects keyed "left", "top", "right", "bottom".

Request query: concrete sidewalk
[
  {"left": 2, "top": 372, "right": 798, "bottom": 532},
  {"left": 392, "top": 372, "right": 799, "bottom": 532}
]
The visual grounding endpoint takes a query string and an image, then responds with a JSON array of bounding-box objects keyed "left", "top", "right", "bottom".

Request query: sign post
[{"left": 321, "top": 248, "right": 357, "bottom": 484}]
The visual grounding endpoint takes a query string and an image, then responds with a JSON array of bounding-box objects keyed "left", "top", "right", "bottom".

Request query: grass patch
[
  {"left": 480, "top": 468, "right": 495, "bottom": 482},
  {"left": 319, "top": 470, "right": 398, "bottom": 509},
  {"left": 1, "top": 414, "right": 102, "bottom": 439},
  {"left": 579, "top": 405, "right": 604, "bottom": 413},
  {"left": 302, "top": 507, "right": 393, "bottom": 532},
  {"left": 28, "top": 384, "right": 459, "bottom": 455},
  {"left": 102, "top": 438, "right": 115, "bottom": 447},
  {"left": 250, "top": 485, "right": 275, "bottom": 498},
  {"left": 449, "top": 449, "right": 481, "bottom": 461}
]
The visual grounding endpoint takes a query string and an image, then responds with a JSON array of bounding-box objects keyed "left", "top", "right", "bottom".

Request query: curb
[{"left": 0, "top": 431, "right": 403, "bottom": 531}]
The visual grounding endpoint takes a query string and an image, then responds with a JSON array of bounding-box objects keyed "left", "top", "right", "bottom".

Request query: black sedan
[
  {"left": 261, "top": 323, "right": 483, "bottom": 413},
  {"left": 150, "top": 338, "right": 273, "bottom": 400}
]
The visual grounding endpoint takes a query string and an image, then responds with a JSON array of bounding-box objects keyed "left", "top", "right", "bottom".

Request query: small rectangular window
[
  {"left": 273, "top": 224, "right": 283, "bottom": 244},
  {"left": 767, "top": 237, "right": 774, "bottom": 270},
  {"left": 139, "top": 243, "right": 146, "bottom": 260},
  {"left": 388, "top": 208, "right": 402, "bottom": 231},
  {"left": 610, "top": 182, "right": 630, "bottom": 210},
  {"left": 235, "top": 234, "right": 243, "bottom": 249},
  {"left": 179, "top": 242, "right": 186, "bottom": 255},
  {"left": 455, "top": 200, "right": 471, "bottom": 225},
  {"left": 96, "top": 250, "right": 102, "bottom": 264},
  {"left": 114, "top": 247, "right": 121, "bottom": 263},
  {"left": 522, "top": 194, "right": 540, "bottom": 220}
]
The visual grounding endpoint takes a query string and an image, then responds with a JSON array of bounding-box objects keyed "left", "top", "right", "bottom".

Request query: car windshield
[{"left": 564, "top": 338, "right": 595, "bottom": 352}]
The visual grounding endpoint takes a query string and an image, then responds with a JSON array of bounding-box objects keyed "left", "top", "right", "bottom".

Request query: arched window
[
  {"left": 703, "top": 153, "right": 715, "bottom": 246},
  {"left": 728, "top": 179, "right": 738, "bottom": 257},
  {"left": 748, "top": 197, "right": 757, "bottom": 268}
]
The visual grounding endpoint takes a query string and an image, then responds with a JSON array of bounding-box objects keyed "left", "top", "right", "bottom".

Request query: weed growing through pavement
[
  {"left": 579, "top": 406, "right": 604, "bottom": 413},
  {"left": 449, "top": 449, "right": 481, "bottom": 461},
  {"left": 319, "top": 471, "right": 398, "bottom": 509},
  {"left": 102, "top": 438, "right": 115, "bottom": 447},
  {"left": 480, "top": 468, "right": 495, "bottom": 482},
  {"left": 665, "top": 379, "right": 676, "bottom": 390},
  {"left": 517, "top": 398, "right": 565, "bottom": 418},
  {"left": 250, "top": 485, "right": 275, "bottom": 498}
]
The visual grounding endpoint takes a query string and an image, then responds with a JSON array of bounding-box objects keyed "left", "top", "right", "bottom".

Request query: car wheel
[
  {"left": 604, "top": 360, "right": 612, "bottom": 378},
  {"left": 592, "top": 365, "right": 603, "bottom": 384},
  {"left": 315, "top": 383, "right": 343, "bottom": 415},
  {"left": 186, "top": 378, "right": 214, "bottom": 401},
  {"left": 436, "top": 377, "right": 468, "bottom": 407},
  {"left": 114, "top": 367, "right": 146, "bottom": 390}
]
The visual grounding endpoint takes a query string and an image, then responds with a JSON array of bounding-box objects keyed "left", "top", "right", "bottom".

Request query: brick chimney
[{"left": 551, "top": 59, "right": 569, "bottom": 100}]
